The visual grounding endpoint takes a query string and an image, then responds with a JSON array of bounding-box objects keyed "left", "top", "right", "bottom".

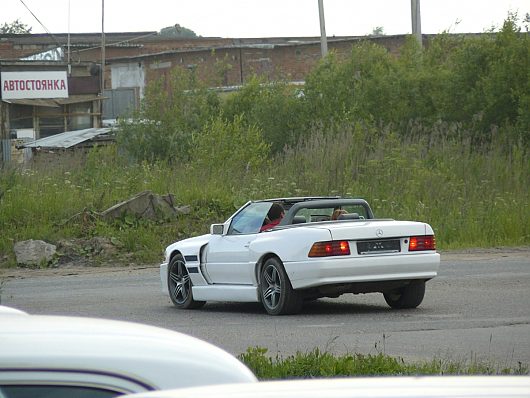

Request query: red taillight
[
  {"left": 309, "top": 240, "right": 351, "bottom": 257},
  {"left": 409, "top": 235, "right": 436, "bottom": 251}
]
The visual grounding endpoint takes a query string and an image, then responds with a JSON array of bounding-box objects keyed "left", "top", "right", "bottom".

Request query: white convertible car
[{"left": 161, "top": 197, "right": 440, "bottom": 315}]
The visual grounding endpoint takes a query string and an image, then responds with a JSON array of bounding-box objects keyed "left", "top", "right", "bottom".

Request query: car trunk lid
[{"left": 325, "top": 220, "right": 429, "bottom": 241}]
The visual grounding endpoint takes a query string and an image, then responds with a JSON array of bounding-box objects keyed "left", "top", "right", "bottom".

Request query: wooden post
[{"left": 0, "top": 100, "right": 11, "bottom": 167}]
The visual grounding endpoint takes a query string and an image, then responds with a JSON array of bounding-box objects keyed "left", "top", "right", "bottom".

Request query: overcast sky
[{"left": 3, "top": 0, "right": 529, "bottom": 37}]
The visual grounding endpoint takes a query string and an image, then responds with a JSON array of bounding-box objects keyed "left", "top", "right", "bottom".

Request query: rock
[
  {"left": 101, "top": 190, "right": 188, "bottom": 221},
  {"left": 57, "top": 237, "right": 121, "bottom": 259},
  {"left": 14, "top": 239, "right": 56, "bottom": 266},
  {"left": 87, "top": 237, "right": 120, "bottom": 256}
]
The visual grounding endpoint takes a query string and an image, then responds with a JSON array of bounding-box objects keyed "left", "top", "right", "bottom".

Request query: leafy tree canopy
[
  {"left": 159, "top": 24, "right": 198, "bottom": 38},
  {"left": 369, "top": 26, "right": 385, "bottom": 36},
  {"left": 1, "top": 19, "right": 32, "bottom": 34}
]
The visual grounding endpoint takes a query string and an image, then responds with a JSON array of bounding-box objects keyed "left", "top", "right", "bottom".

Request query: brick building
[
  {"left": 105, "top": 35, "right": 410, "bottom": 119},
  {"left": 1, "top": 31, "right": 409, "bottom": 86},
  {"left": 1, "top": 31, "right": 415, "bottom": 164}
]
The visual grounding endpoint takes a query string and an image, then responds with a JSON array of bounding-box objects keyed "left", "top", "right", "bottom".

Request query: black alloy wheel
[
  {"left": 168, "top": 254, "right": 206, "bottom": 309},
  {"left": 259, "top": 257, "right": 302, "bottom": 315}
]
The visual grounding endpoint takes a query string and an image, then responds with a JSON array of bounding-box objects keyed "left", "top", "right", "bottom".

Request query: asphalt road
[{"left": 1, "top": 248, "right": 529, "bottom": 368}]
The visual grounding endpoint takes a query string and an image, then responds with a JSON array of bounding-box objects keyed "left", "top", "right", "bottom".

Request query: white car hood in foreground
[
  {"left": 121, "top": 376, "right": 530, "bottom": 398},
  {"left": 0, "top": 315, "right": 257, "bottom": 389},
  {"left": 0, "top": 305, "right": 27, "bottom": 315}
]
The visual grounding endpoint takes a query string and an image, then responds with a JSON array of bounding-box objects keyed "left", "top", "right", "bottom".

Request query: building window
[
  {"left": 295, "top": 48, "right": 302, "bottom": 60},
  {"left": 9, "top": 105, "right": 33, "bottom": 129}
]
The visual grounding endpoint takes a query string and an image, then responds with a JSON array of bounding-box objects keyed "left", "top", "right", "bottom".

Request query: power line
[{"left": 18, "top": 0, "right": 62, "bottom": 49}]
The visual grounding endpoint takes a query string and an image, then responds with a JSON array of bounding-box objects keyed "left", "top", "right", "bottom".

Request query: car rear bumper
[{"left": 284, "top": 252, "right": 440, "bottom": 290}]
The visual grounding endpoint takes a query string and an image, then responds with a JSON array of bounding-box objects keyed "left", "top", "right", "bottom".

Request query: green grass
[
  {"left": 238, "top": 347, "right": 529, "bottom": 379},
  {"left": 0, "top": 122, "right": 528, "bottom": 268}
]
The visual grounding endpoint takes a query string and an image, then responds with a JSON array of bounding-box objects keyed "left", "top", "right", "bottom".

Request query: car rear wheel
[
  {"left": 383, "top": 280, "right": 425, "bottom": 309},
  {"left": 259, "top": 257, "right": 302, "bottom": 315},
  {"left": 168, "top": 254, "right": 206, "bottom": 309}
]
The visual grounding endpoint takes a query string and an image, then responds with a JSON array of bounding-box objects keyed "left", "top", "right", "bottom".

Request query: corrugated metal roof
[
  {"left": 21, "top": 128, "right": 112, "bottom": 149},
  {"left": 105, "top": 36, "right": 371, "bottom": 62}
]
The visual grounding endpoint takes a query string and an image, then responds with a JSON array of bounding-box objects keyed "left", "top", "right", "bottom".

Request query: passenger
[
  {"left": 331, "top": 209, "right": 347, "bottom": 220},
  {"left": 260, "top": 203, "right": 285, "bottom": 232}
]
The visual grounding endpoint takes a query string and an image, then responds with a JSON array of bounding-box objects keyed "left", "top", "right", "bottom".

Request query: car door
[{"left": 204, "top": 202, "right": 272, "bottom": 285}]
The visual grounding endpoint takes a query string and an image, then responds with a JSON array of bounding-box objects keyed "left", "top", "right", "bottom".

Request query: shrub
[
  {"left": 221, "top": 77, "right": 307, "bottom": 152},
  {"left": 303, "top": 15, "right": 529, "bottom": 143},
  {"left": 190, "top": 115, "right": 270, "bottom": 179},
  {"left": 118, "top": 67, "right": 220, "bottom": 163}
]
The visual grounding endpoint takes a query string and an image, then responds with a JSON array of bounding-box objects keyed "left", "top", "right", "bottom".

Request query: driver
[{"left": 260, "top": 203, "right": 285, "bottom": 232}]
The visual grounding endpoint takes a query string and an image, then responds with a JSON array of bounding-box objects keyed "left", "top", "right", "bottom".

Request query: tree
[
  {"left": 0, "top": 19, "right": 32, "bottom": 34},
  {"left": 159, "top": 24, "right": 197, "bottom": 38},
  {"left": 369, "top": 26, "right": 385, "bottom": 36}
]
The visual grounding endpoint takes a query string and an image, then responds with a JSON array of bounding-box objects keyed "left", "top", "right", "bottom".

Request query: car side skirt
[
  {"left": 192, "top": 285, "right": 260, "bottom": 302},
  {"left": 160, "top": 262, "right": 169, "bottom": 294}
]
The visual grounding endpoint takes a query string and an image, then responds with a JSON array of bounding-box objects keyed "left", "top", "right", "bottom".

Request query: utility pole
[
  {"left": 318, "top": 0, "right": 328, "bottom": 57},
  {"left": 411, "top": 0, "right": 422, "bottom": 48},
  {"left": 67, "top": 0, "right": 71, "bottom": 75}
]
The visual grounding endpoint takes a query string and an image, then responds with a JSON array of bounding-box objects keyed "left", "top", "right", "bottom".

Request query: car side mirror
[{"left": 210, "top": 224, "right": 225, "bottom": 235}]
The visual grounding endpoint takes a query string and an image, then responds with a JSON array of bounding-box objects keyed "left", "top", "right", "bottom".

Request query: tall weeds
[
  {"left": 1, "top": 119, "right": 527, "bottom": 266},
  {"left": 269, "top": 121, "right": 529, "bottom": 248}
]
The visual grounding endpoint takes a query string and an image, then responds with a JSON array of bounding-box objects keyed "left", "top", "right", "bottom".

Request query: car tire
[
  {"left": 383, "top": 280, "right": 425, "bottom": 309},
  {"left": 259, "top": 257, "right": 303, "bottom": 315},
  {"left": 168, "top": 254, "right": 206, "bottom": 309}
]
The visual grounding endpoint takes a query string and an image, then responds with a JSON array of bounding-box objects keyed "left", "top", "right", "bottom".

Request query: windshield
[{"left": 228, "top": 202, "right": 272, "bottom": 235}]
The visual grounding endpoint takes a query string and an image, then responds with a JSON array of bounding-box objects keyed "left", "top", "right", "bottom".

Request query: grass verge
[{"left": 238, "top": 347, "right": 529, "bottom": 379}]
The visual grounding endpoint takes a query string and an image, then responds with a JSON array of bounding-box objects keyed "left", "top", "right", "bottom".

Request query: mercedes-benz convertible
[{"left": 160, "top": 197, "right": 440, "bottom": 315}]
